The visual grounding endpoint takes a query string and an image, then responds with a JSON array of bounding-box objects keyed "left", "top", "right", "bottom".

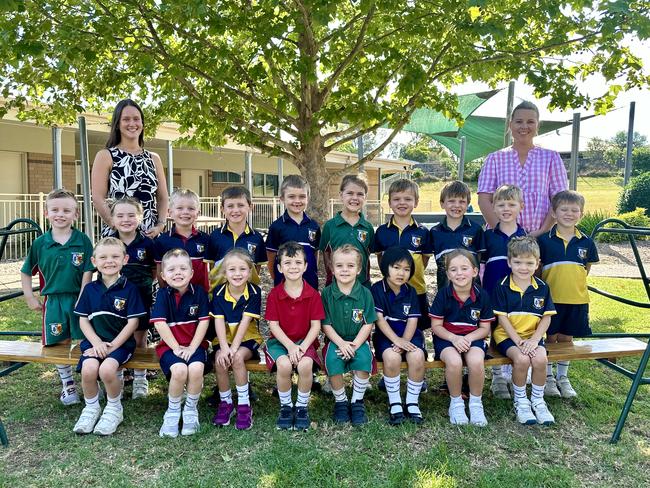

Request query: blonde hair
[
  {"left": 388, "top": 179, "right": 419, "bottom": 202},
  {"left": 46, "top": 188, "right": 77, "bottom": 204},
  {"left": 331, "top": 244, "right": 362, "bottom": 269},
  {"left": 110, "top": 196, "right": 144, "bottom": 216},
  {"left": 94, "top": 236, "right": 126, "bottom": 256},
  {"left": 161, "top": 248, "right": 192, "bottom": 270},
  {"left": 170, "top": 188, "right": 200, "bottom": 207},
  {"left": 217, "top": 248, "right": 254, "bottom": 284},
  {"left": 493, "top": 185, "right": 523, "bottom": 203},
  {"left": 340, "top": 174, "right": 368, "bottom": 194},
  {"left": 444, "top": 248, "right": 478, "bottom": 269},
  {"left": 507, "top": 236, "right": 540, "bottom": 259}
]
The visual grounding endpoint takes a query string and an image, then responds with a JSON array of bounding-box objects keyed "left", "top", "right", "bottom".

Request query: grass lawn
[{"left": 1, "top": 276, "right": 649, "bottom": 487}]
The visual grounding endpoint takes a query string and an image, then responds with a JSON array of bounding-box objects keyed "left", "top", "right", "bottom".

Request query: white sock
[
  {"left": 450, "top": 394, "right": 463, "bottom": 405},
  {"left": 168, "top": 394, "right": 182, "bottom": 414},
  {"left": 333, "top": 387, "right": 347, "bottom": 403},
  {"left": 185, "top": 392, "right": 200, "bottom": 411},
  {"left": 236, "top": 383, "right": 250, "bottom": 406},
  {"left": 512, "top": 383, "right": 527, "bottom": 402},
  {"left": 56, "top": 365, "right": 74, "bottom": 387},
  {"left": 384, "top": 375, "right": 402, "bottom": 413},
  {"left": 531, "top": 383, "right": 545, "bottom": 403},
  {"left": 547, "top": 362, "right": 554, "bottom": 377},
  {"left": 117, "top": 369, "right": 124, "bottom": 384},
  {"left": 295, "top": 389, "right": 310, "bottom": 408},
  {"left": 134, "top": 369, "right": 147, "bottom": 380},
  {"left": 557, "top": 361, "right": 569, "bottom": 378},
  {"left": 491, "top": 365, "right": 502, "bottom": 378},
  {"left": 469, "top": 393, "right": 482, "bottom": 406},
  {"left": 350, "top": 375, "right": 369, "bottom": 403},
  {"left": 406, "top": 378, "right": 423, "bottom": 414},
  {"left": 220, "top": 389, "right": 233, "bottom": 405},
  {"left": 107, "top": 394, "right": 122, "bottom": 411},
  {"left": 84, "top": 393, "right": 99, "bottom": 409},
  {"left": 278, "top": 389, "right": 292, "bottom": 407}
]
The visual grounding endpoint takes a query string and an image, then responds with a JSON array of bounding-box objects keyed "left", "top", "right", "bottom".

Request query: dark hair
[
  {"left": 105, "top": 99, "right": 145, "bottom": 148},
  {"left": 340, "top": 174, "right": 368, "bottom": 194},
  {"left": 277, "top": 241, "right": 306, "bottom": 262},
  {"left": 221, "top": 185, "right": 252, "bottom": 205},
  {"left": 551, "top": 190, "right": 585, "bottom": 212},
  {"left": 511, "top": 100, "right": 540, "bottom": 121},
  {"left": 388, "top": 179, "right": 419, "bottom": 202},
  {"left": 379, "top": 246, "right": 415, "bottom": 280},
  {"left": 439, "top": 180, "right": 471, "bottom": 204}
]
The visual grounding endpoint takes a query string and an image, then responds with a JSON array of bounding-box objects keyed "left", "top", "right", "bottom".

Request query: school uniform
[
  {"left": 153, "top": 226, "right": 210, "bottom": 291},
  {"left": 481, "top": 224, "right": 527, "bottom": 295},
  {"left": 121, "top": 233, "right": 156, "bottom": 330},
  {"left": 206, "top": 223, "right": 267, "bottom": 286}
]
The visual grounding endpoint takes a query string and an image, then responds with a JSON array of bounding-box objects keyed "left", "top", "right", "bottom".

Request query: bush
[
  {"left": 597, "top": 208, "right": 650, "bottom": 243},
  {"left": 617, "top": 172, "right": 650, "bottom": 216},
  {"left": 578, "top": 210, "right": 612, "bottom": 238},
  {"left": 632, "top": 147, "right": 650, "bottom": 176}
]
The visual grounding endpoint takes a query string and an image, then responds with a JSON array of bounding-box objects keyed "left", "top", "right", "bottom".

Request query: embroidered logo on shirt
[
  {"left": 403, "top": 304, "right": 411, "bottom": 316},
  {"left": 470, "top": 309, "right": 481, "bottom": 321},
  {"left": 137, "top": 248, "right": 147, "bottom": 261},
  {"left": 113, "top": 298, "right": 126, "bottom": 311},
  {"left": 308, "top": 229, "right": 317, "bottom": 242},
  {"left": 462, "top": 236, "right": 473, "bottom": 247},
  {"left": 247, "top": 243, "right": 257, "bottom": 255},
  {"left": 357, "top": 230, "right": 368, "bottom": 243},
  {"left": 50, "top": 323, "right": 63, "bottom": 336},
  {"left": 196, "top": 244, "right": 205, "bottom": 253},
  {"left": 189, "top": 305, "right": 199, "bottom": 316},
  {"left": 411, "top": 236, "right": 421, "bottom": 247},
  {"left": 577, "top": 247, "right": 587, "bottom": 259},
  {"left": 533, "top": 297, "right": 545, "bottom": 309},
  {"left": 352, "top": 309, "right": 364, "bottom": 323},
  {"left": 71, "top": 252, "right": 84, "bottom": 266}
]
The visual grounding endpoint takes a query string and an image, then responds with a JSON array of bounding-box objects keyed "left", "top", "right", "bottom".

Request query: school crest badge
[
  {"left": 411, "top": 236, "right": 421, "bottom": 248},
  {"left": 308, "top": 229, "right": 317, "bottom": 242},
  {"left": 196, "top": 244, "right": 205, "bottom": 253},
  {"left": 578, "top": 248, "right": 588, "bottom": 259},
  {"left": 137, "top": 248, "right": 147, "bottom": 261},
  {"left": 352, "top": 309, "right": 364, "bottom": 323},
  {"left": 357, "top": 230, "right": 368, "bottom": 243},
  {"left": 113, "top": 298, "right": 126, "bottom": 311},
  {"left": 403, "top": 304, "right": 411, "bottom": 316},
  {"left": 533, "top": 297, "right": 545, "bottom": 309},
  {"left": 462, "top": 236, "right": 473, "bottom": 247},
  {"left": 50, "top": 323, "right": 63, "bottom": 336},
  {"left": 71, "top": 252, "right": 84, "bottom": 267},
  {"left": 247, "top": 243, "right": 257, "bottom": 255},
  {"left": 189, "top": 305, "right": 198, "bottom": 316},
  {"left": 470, "top": 309, "right": 481, "bottom": 321}
]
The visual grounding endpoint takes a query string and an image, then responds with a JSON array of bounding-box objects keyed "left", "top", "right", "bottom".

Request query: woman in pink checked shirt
[{"left": 477, "top": 101, "right": 568, "bottom": 238}]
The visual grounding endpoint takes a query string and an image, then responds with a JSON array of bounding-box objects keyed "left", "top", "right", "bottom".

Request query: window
[
  {"left": 252, "top": 173, "right": 279, "bottom": 196},
  {"left": 211, "top": 171, "right": 241, "bottom": 183}
]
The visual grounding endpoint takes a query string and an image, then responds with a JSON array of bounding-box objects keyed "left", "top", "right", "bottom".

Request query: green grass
[{"left": 1, "top": 277, "right": 649, "bottom": 487}]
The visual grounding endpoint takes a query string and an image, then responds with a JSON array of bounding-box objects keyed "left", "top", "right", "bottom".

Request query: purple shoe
[
  {"left": 235, "top": 404, "right": 253, "bottom": 430},
  {"left": 212, "top": 401, "right": 235, "bottom": 427}
]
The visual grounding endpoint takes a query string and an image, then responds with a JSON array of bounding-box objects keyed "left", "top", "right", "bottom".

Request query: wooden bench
[{"left": 1, "top": 336, "right": 648, "bottom": 446}]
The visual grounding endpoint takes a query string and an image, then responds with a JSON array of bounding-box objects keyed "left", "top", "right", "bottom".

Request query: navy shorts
[
  {"left": 496, "top": 338, "right": 545, "bottom": 357},
  {"left": 373, "top": 331, "right": 427, "bottom": 360},
  {"left": 547, "top": 303, "right": 591, "bottom": 337},
  {"left": 433, "top": 335, "right": 486, "bottom": 360},
  {"left": 159, "top": 347, "right": 208, "bottom": 381},
  {"left": 76, "top": 339, "right": 135, "bottom": 372},
  {"left": 209, "top": 339, "right": 261, "bottom": 364}
]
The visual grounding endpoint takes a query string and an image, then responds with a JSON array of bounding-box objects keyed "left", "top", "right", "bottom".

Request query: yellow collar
[
  {"left": 225, "top": 283, "right": 249, "bottom": 304},
  {"left": 508, "top": 275, "right": 538, "bottom": 293}
]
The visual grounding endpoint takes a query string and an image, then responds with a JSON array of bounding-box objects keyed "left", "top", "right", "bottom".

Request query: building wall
[{"left": 27, "top": 154, "right": 77, "bottom": 194}]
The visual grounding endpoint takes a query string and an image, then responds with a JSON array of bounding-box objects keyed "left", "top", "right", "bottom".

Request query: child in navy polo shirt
[
  {"left": 153, "top": 188, "right": 210, "bottom": 291},
  {"left": 73, "top": 237, "right": 146, "bottom": 436},
  {"left": 492, "top": 237, "right": 556, "bottom": 426},
  {"left": 206, "top": 185, "right": 267, "bottom": 288},
  {"left": 264, "top": 242, "right": 324, "bottom": 431},
  {"left": 110, "top": 197, "right": 156, "bottom": 399},
  {"left": 210, "top": 248, "right": 263, "bottom": 431},
  {"left": 266, "top": 175, "right": 320, "bottom": 290},
  {"left": 430, "top": 180, "right": 485, "bottom": 290},
  {"left": 538, "top": 190, "right": 599, "bottom": 399},
  {"left": 151, "top": 249, "right": 210, "bottom": 438},
  {"left": 430, "top": 249, "right": 494, "bottom": 426},
  {"left": 371, "top": 246, "right": 426, "bottom": 426}
]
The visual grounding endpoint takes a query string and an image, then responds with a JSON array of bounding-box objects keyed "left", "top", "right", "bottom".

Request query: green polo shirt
[
  {"left": 320, "top": 212, "right": 374, "bottom": 285},
  {"left": 21, "top": 228, "right": 94, "bottom": 295},
  {"left": 322, "top": 280, "right": 378, "bottom": 341}
]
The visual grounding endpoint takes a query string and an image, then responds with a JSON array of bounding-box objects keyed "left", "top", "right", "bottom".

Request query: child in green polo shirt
[
  {"left": 20, "top": 189, "right": 94, "bottom": 406},
  {"left": 320, "top": 174, "right": 374, "bottom": 287},
  {"left": 321, "top": 244, "right": 378, "bottom": 426}
]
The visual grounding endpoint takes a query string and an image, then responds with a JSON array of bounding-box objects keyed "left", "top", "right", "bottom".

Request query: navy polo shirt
[
  {"left": 481, "top": 224, "right": 527, "bottom": 294},
  {"left": 266, "top": 211, "right": 321, "bottom": 290},
  {"left": 150, "top": 284, "right": 210, "bottom": 358},
  {"left": 429, "top": 284, "right": 495, "bottom": 335},
  {"left": 206, "top": 223, "right": 267, "bottom": 286},
  {"left": 430, "top": 217, "right": 485, "bottom": 287},
  {"left": 210, "top": 282, "right": 263, "bottom": 345},
  {"left": 153, "top": 226, "right": 210, "bottom": 291},
  {"left": 121, "top": 233, "right": 155, "bottom": 304},
  {"left": 371, "top": 279, "right": 420, "bottom": 337},
  {"left": 74, "top": 275, "right": 146, "bottom": 348}
]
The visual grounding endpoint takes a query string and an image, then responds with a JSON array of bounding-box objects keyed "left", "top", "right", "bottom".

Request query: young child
[
  {"left": 72, "top": 237, "right": 146, "bottom": 435},
  {"left": 491, "top": 236, "right": 556, "bottom": 425},
  {"left": 320, "top": 174, "right": 374, "bottom": 287},
  {"left": 430, "top": 180, "right": 485, "bottom": 290},
  {"left": 371, "top": 246, "right": 426, "bottom": 425},
  {"left": 538, "top": 190, "right": 599, "bottom": 398},
  {"left": 20, "top": 189, "right": 94, "bottom": 405},
  {"left": 374, "top": 179, "right": 432, "bottom": 330},
  {"left": 430, "top": 250, "right": 494, "bottom": 426},
  {"left": 206, "top": 185, "right": 267, "bottom": 288},
  {"left": 110, "top": 197, "right": 156, "bottom": 399},
  {"left": 151, "top": 249, "right": 210, "bottom": 437},
  {"left": 264, "top": 241, "right": 324, "bottom": 431},
  {"left": 266, "top": 175, "right": 321, "bottom": 290},
  {"left": 481, "top": 185, "right": 527, "bottom": 399},
  {"left": 210, "top": 248, "right": 263, "bottom": 430},
  {"left": 153, "top": 188, "right": 210, "bottom": 291},
  {"left": 321, "top": 244, "right": 377, "bottom": 426}
]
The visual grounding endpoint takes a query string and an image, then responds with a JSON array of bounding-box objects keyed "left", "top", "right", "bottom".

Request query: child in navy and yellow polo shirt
[
  {"left": 210, "top": 248, "right": 263, "bottom": 431},
  {"left": 492, "top": 236, "right": 556, "bottom": 426},
  {"left": 322, "top": 245, "right": 377, "bottom": 426},
  {"left": 374, "top": 179, "right": 432, "bottom": 329},
  {"left": 72, "top": 237, "right": 146, "bottom": 436},
  {"left": 430, "top": 249, "right": 494, "bottom": 427},
  {"left": 153, "top": 188, "right": 210, "bottom": 291},
  {"left": 371, "top": 247, "right": 425, "bottom": 426},
  {"left": 20, "top": 189, "right": 94, "bottom": 406},
  {"left": 206, "top": 185, "right": 266, "bottom": 289},
  {"left": 266, "top": 175, "right": 321, "bottom": 290},
  {"left": 110, "top": 196, "right": 156, "bottom": 399},
  {"left": 320, "top": 174, "right": 374, "bottom": 287},
  {"left": 430, "top": 180, "right": 485, "bottom": 289},
  {"left": 538, "top": 190, "right": 599, "bottom": 399},
  {"left": 151, "top": 249, "right": 210, "bottom": 438}
]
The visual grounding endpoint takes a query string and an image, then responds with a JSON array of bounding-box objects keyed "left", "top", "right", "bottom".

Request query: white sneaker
[
  {"left": 532, "top": 399, "right": 555, "bottom": 425},
  {"left": 73, "top": 405, "right": 101, "bottom": 434},
  {"left": 514, "top": 399, "right": 537, "bottom": 425},
  {"left": 181, "top": 408, "right": 200, "bottom": 436},
  {"left": 448, "top": 400, "right": 469, "bottom": 425},
  {"left": 60, "top": 384, "right": 80, "bottom": 406},
  {"left": 93, "top": 404, "right": 123, "bottom": 435},
  {"left": 544, "top": 376, "right": 562, "bottom": 397},
  {"left": 490, "top": 376, "right": 511, "bottom": 399},
  {"left": 557, "top": 376, "right": 577, "bottom": 398},
  {"left": 159, "top": 410, "right": 180, "bottom": 438},
  {"left": 469, "top": 402, "right": 488, "bottom": 427},
  {"left": 132, "top": 377, "right": 149, "bottom": 400}
]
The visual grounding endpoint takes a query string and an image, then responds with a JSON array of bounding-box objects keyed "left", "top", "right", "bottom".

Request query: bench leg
[{"left": 0, "top": 419, "right": 7, "bottom": 447}]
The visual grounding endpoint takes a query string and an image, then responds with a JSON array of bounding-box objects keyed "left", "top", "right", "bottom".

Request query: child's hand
[
  {"left": 287, "top": 343, "right": 303, "bottom": 365},
  {"left": 337, "top": 342, "right": 356, "bottom": 360},
  {"left": 394, "top": 338, "right": 417, "bottom": 353},
  {"left": 519, "top": 339, "right": 538, "bottom": 356},
  {"left": 452, "top": 336, "right": 470, "bottom": 353},
  {"left": 93, "top": 341, "right": 110, "bottom": 359},
  {"left": 216, "top": 348, "right": 231, "bottom": 368},
  {"left": 25, "top": 295, "right": 42, "bottom": 311},
  {"left": 229, "top": 345, "right": 240, "bottom": 358}
]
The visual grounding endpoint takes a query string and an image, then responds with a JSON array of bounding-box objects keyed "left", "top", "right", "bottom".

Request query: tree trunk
[{"left": 298, "top": 146, "right": 332, "bottom": 226}]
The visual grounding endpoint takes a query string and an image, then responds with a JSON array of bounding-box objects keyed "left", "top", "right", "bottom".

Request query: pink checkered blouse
[{"left": 477, "top": 146, "right": 568, "bottom": 233}]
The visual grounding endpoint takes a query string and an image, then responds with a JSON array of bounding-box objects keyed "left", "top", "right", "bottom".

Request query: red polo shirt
[{"left": 265, "top": 281, "right": 325, "bottom": 342}]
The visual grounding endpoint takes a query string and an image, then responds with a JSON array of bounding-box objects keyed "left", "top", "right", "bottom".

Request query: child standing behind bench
[
  {"left": 538, "top": 190, "right": 599, "bottom": 399},
  {"left": 20, "top": 189, "right": 94, "bottom": 406},
  {"left": 72, "top": 237, "right": 146, "bottom": 435}
]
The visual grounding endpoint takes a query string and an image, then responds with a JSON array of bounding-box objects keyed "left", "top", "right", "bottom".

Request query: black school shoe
[
  {"left": 405, "top": 403, "right": 424, "bottom": 425},
  {"left": 388, "top": 403, "right": 405, "bottom": 426},
  {"left": 294, "top": 406, "right": 311, "bottom": 431},
  {"left": 333, "top": 401, "right": 351, "bottom": 423},
  {"left": 276, "top": 405, "right": 294, "bottom": 430},
  {"left": 350, "top": 400, "right": 368, "bottom": 426}
]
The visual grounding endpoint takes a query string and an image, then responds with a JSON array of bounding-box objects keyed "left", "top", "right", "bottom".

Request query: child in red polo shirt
[{"left": 264, "top": 241, "right": 324, "bottom": 431}]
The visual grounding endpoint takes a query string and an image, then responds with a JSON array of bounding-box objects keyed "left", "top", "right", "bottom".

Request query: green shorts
[
  {"left": 263, "top": 337, "right": 322, "bottom": 372},
  {"left": 323, "top": 341, "right": 373, "bottom": 376},
  {"left": 42, "top": 293, "right": 81, "bottom": 345}
]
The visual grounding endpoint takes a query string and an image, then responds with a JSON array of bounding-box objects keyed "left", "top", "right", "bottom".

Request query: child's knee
[
  {"left": 170, "top": 364, "right": 188, "bottom": 380},
  {"left": 81, "top": 361, "right": 99, "bottom": 379},
  {"left": 354, "top": 370, "right": 369, "bottom": 380},
  {"left": 98, "top": 359, "right": 118, "bottom": 377},
  {"left": 442, "top": 352, "right": 463, "bottom": 370},
  {"left": 406, "top": 349, "right": 425, "bottom": 366},
  {"left": 275, "top": 356, "right": 292, "bottom": 375},
  {"left": 188, "top": 362, "right": 204, "bottom": 379},
  {"left": 297, "top": 357, "right": 313, "bottom": 376},
  {"left": 531, "top": 351, "right": 547, "bottom": 368},
  {"left": 382, "top": 350, "right": 401, "bottom": 369},
  {"left": 232, "top": 351, "right": 248, "bottom": 369}
]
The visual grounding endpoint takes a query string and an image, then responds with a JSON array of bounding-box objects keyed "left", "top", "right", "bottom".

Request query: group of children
[{"left": 21, "top": 171, "right": 598, "bottom": 436}]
